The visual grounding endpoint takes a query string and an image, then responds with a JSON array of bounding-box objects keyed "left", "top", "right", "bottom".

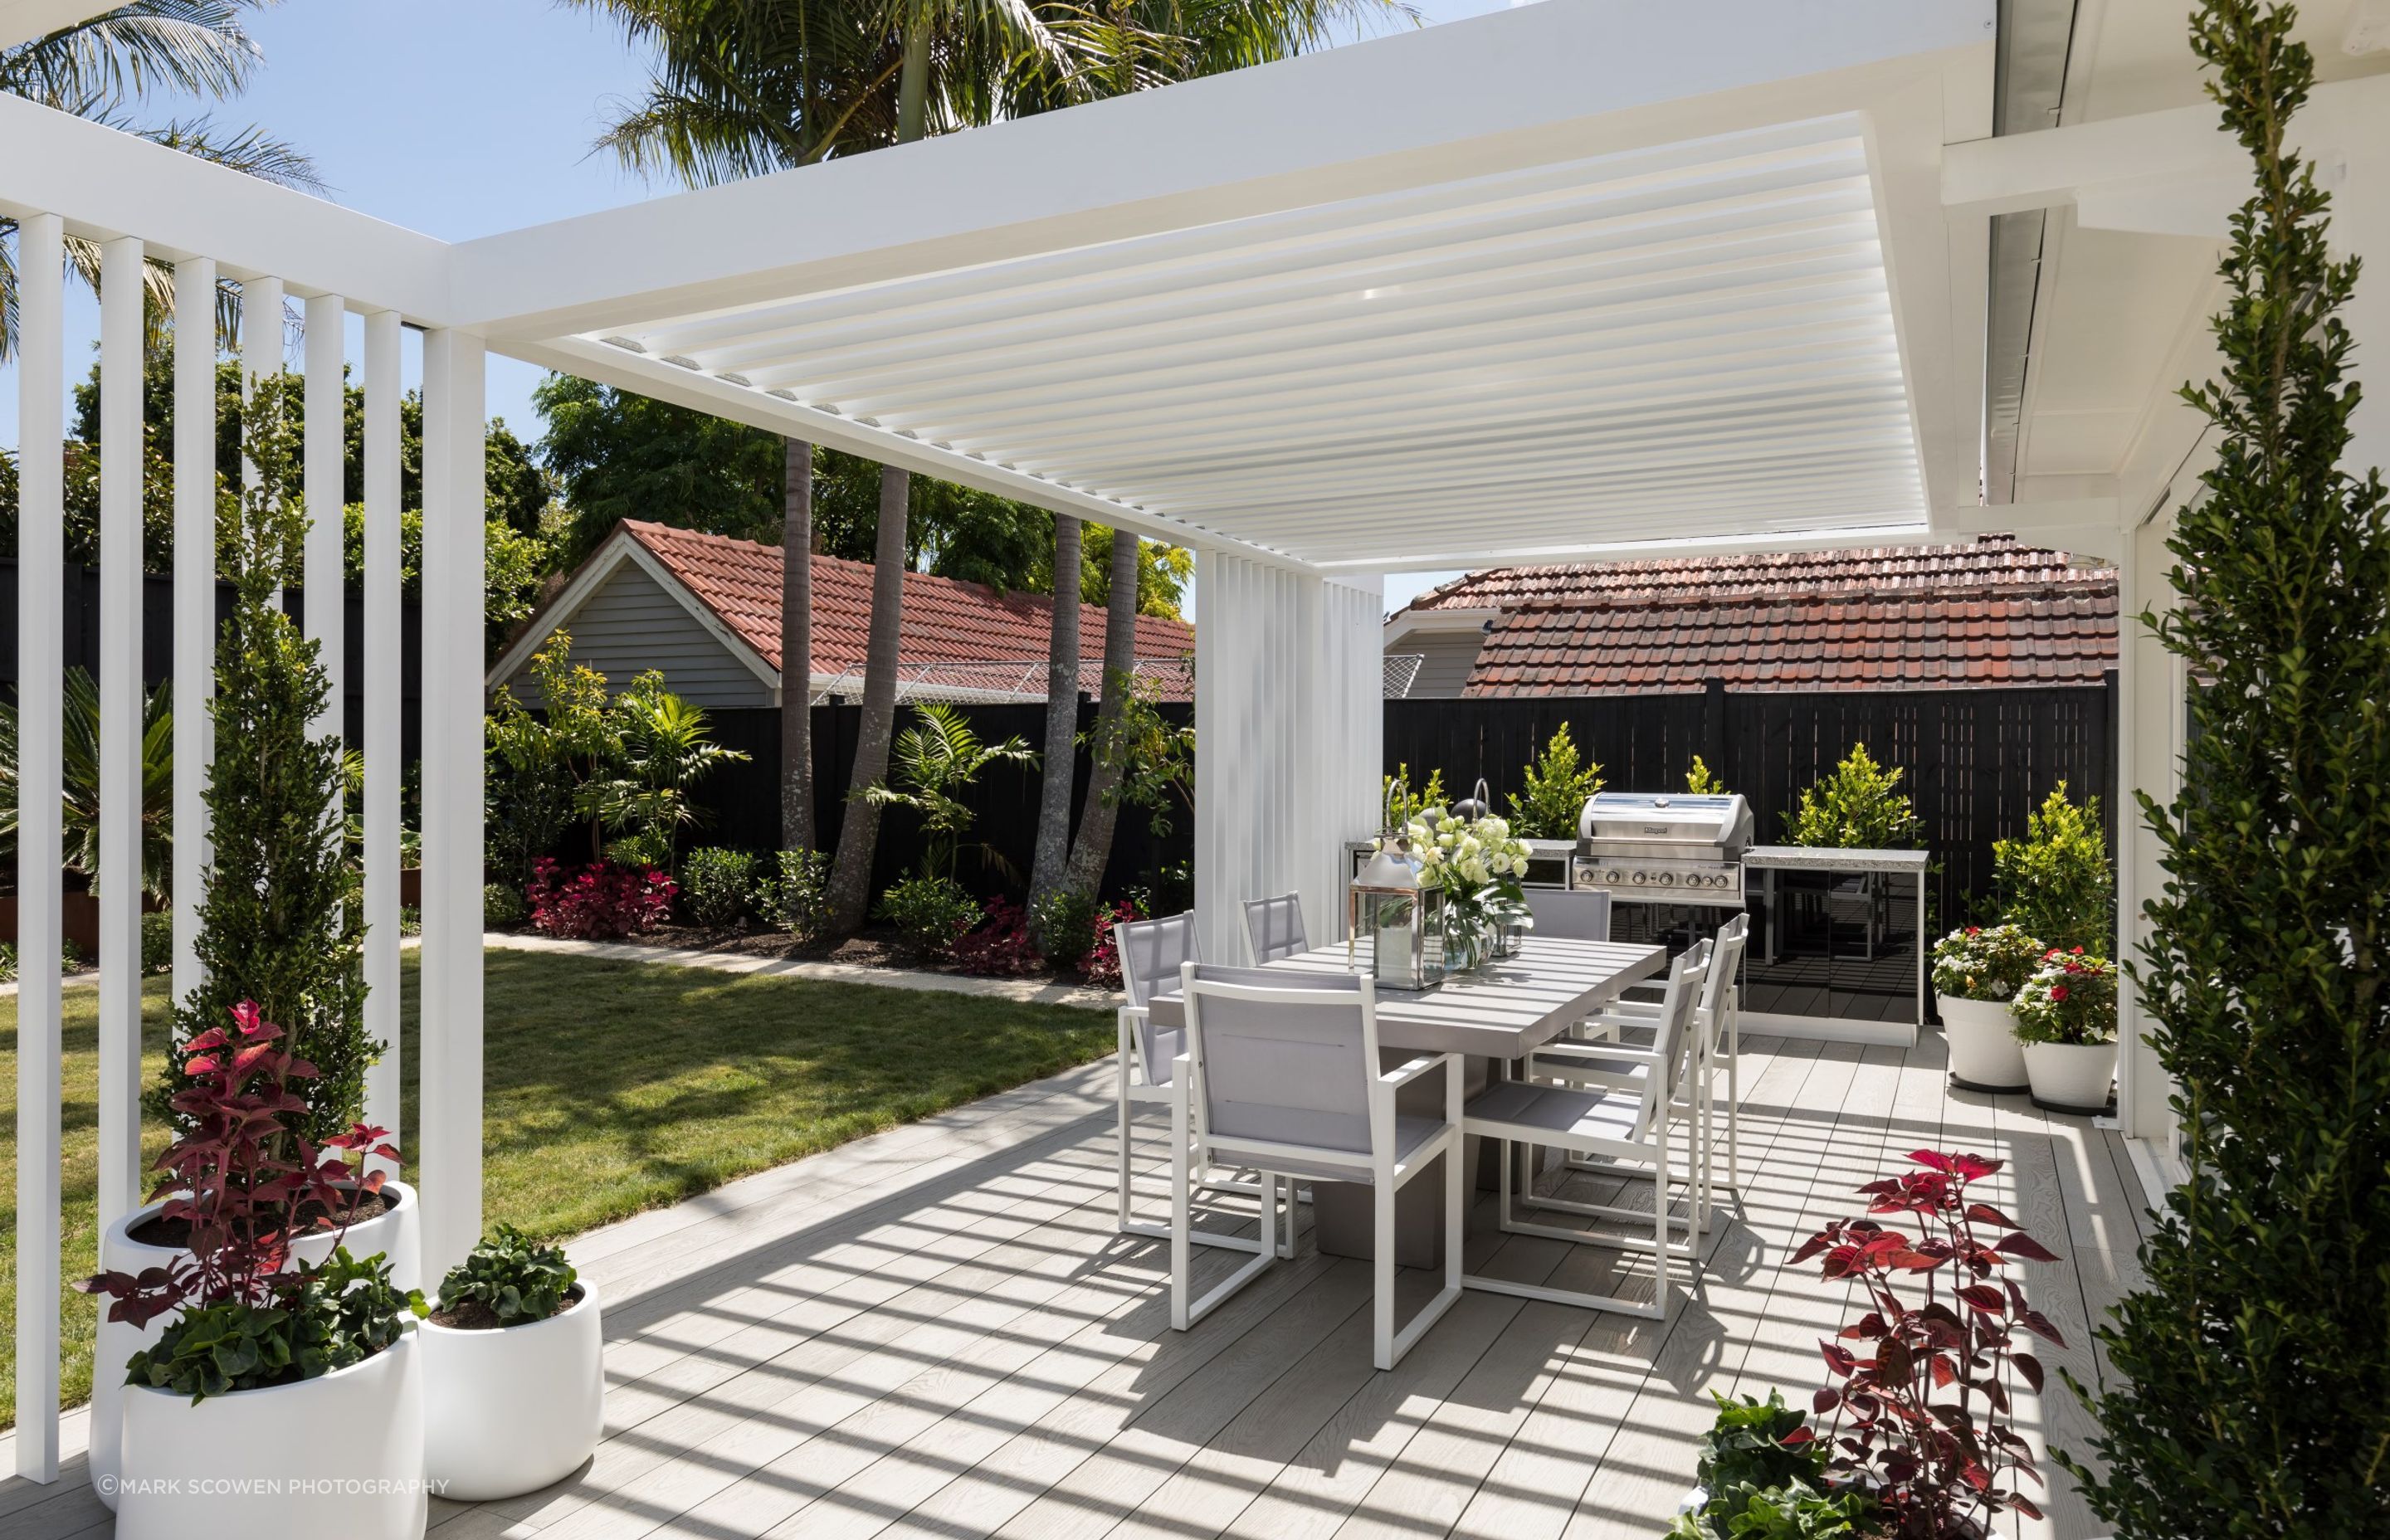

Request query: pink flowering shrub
[
  {"left": 1075, "top": 899, "right": 1142, "bottom": 989},
  {"left": 954, "top": 899, "right": 1045, "bottom": 977},
  {"left": 528, "top": 858, "right": 676, "bottom": 940},
  {"left": 2007, "top": 948, "right": 2118, "bottom": 1045}
]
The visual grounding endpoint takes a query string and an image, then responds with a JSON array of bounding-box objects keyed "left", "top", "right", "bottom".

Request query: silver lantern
[{"left": 1347, "top": 781, "right": 1449, "bottom": 990}]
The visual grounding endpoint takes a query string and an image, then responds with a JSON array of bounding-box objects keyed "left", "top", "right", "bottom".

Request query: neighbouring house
[
  {"left": 487, "top": 519, "right": 1195, "bottom": 707},
  {"left": 1381, "top": 534, "right": 2119, "bottom": 698}
]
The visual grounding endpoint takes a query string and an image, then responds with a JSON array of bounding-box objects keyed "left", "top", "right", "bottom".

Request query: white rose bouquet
[{"left": 1383, "top": 803, "right": 1534, "bottom": 964}]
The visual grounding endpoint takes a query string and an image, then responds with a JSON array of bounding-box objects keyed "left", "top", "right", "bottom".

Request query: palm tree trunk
[
  {"left": 1027, "top": 514, "right": 1082, "bottom": 927},
  {"left": 1066, "top": 529, "right": 1140, "bottom": 896},
  {"left": 825, "top": 462, "right": 910, "bottom": 934},
  {"left": 780, "top": 436, "right": 814, "bottom": 850}
]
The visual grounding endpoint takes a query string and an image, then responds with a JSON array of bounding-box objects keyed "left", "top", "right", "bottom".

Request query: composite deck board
[{"left": 0, "top": 1036, "right": 2160, "bottom": 1540}]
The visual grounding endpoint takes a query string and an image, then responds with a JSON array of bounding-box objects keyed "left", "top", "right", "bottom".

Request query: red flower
[
  {"left": 2050, "top": 984, "right": 2071, "bottom": 1001},
  {"left": 1964, "top": 926, "right": 1980, "bottom": 936},
  {"left": 2070, "top": 945, "right": 2085, "bottom": 955}
]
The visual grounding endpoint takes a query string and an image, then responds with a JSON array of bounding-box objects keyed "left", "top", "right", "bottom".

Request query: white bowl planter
[
  {"left": 115, "top": 1328, "right": 426, "bottom": 1540},
  {"left": 90, "top": 1180, "right": 421, "bottom": 1508},
  {"left": 2023, "top": 1040, "right": 2118, "bottom": 1114},
  {"left": 421, "top": 1283, "right": 605, "bottom": 1499},
  {"left": 1937, "top": 993, "right": 2030, "bottom": 1093}
]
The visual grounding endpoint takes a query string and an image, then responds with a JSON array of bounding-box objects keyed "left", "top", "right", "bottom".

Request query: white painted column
[
  {"left": 1194, "top": 553, "right": 1383, "bottom": 962},
  {"left": 2113, "top": 514, "right": 2183, "bottom": 1148},
  {"left": 302, "top": 294, "right": 348, "bottom": 733},
  {"left": 96, "top": 237, "right": 145, "bottom": 1234},
  {"left": 240, "top": 275, "right": 284, "bottom": 606},
  {"left": 361, "top": 311, "right": 403, "bottom": 1164},
  {"left": 13, "top": 210, "right": 66, "bottom": 1485},
  {"left": 171, "top": 257, "right": 217, "bottom": 1010},
  {"left": 418, "top": 328, "right": 486, "bottom": 1278},
  {"left": 2334, "top": 96, "right": 2390, "bottom": 479}
]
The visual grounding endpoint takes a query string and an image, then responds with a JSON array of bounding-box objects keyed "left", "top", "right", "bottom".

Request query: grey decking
[{"left": 0, "top": 1031, "right": 2151, "bottom": 1540}]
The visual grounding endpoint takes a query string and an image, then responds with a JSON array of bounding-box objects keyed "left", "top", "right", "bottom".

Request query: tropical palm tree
[
  {"left": 858, "top": 703, "right": 1036, "bottom": 884},
  {"left": 1025, "top": 513, "right": 1080, "bottom": 931},
  {"left": 1065, "top": 526, "right": 1143, "bottom": 894},
  {"left": 0, "top": 668, "right": 174, "bottom": 900},
  {"left": 0, "top": 2, "right": 326, "bottom": 358}
]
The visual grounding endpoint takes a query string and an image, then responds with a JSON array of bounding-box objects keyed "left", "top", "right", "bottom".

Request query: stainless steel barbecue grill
[{"left": 1572, "top": 791, "right": 1753, "bottom": 907}]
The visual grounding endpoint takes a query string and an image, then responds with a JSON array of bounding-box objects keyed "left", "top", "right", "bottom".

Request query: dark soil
[
  {"left": 430, "top": 1284, "right": 586, "bottom": 1332},
  {"left": 129, "top": 1184, "right": 404, "bottom": 1250}
]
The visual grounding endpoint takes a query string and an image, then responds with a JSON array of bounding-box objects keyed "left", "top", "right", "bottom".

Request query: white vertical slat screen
[
  {"left": 418, "top": 327, "right": 487, "bottom": 1280},
  {"left": 172, "top": 257, "right": 217, "bottom": 1007},
  {"left": 95, "top": 236, "right": 145, "bottom": 1235},
  {"left": 1194, "top": 554, "right": 1383, "bottom": 962},
  {"left": 303, "top": 293, "right": 348, "bottom": 736},
  {"left": 13, "top": 211, "right": 66, "bottom": 1484},
  {"left": 241, "top": 275, "right": 285, "bottom": 607},
  {"left": 361, "top": 310, "right": 404, "bottom": 1164}
]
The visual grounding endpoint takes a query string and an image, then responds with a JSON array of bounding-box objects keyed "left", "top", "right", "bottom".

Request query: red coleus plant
[
  {"left": 80, "top": 1001, "right": 398, "bottom": 1328},
  {"left": 953, "top": 899, "right": 1046, "bottom": 977},
  {"left": 1075, "top": 899, "right": 1142, "bottom": 990},
  {"left": 1788, "top": 1149, "right": 2066, "bottom": 1538},
  {"left": 527, "top": 857, "right": 676, "bottom": 940}
]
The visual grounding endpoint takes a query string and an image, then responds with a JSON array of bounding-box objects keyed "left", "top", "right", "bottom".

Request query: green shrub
[
  {"left": 1382, "top": 765, "right": 1446, "bottom": 826},
  {"left": 1505, "top": 724, "right": 1602, "bottom": 839},
  {"left": 436, "top": 1224, "right": 578, "bottom": 1328},
  {"left": 1992, "top": 782, "right": 2111, "bottom": 953},
  {"left": 124, "top": 1249, "right": 424, "bottom": 1402},
  {"left": 1666, "top": 1391, "right": 1875, "bottom": 1540},
  {"left": 1028, "top": 886, "right": 1101, "bottom": 971},
  {"left": 1785, "top": 743, "right": 1919, "bottom": 850},
  {"left": 484, "top": 882, "right": 527, "bottom": 928},
  {"left": 140, "top": 909, "right": 173, "bottom": 976},
  {"left": 876, "top": 875, "right": 978, "bottom": 957},
  {"left": 760, "top": 848, "right": 831, "bottom": 943},
  {"left": 680, "top": 846, "right": 757, "bottom": 928},
  {"left": 1686, "top": 755, "right": 1728, "bottom": 796},
  {"left": 2009, "top": 949, "right": 2116, "bottom": 1045},
  {"left": 1929, "top": 923, "right": 2046, "bottom": 1002}
]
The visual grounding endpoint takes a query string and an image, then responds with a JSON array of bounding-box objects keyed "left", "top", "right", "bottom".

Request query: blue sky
[{"left": 5, "top": 0, "right": 1519, "bottom": 611}]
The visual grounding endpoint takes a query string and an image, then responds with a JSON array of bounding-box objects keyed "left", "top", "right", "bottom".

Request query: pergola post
[
  {"left": 1194, "top": 553, "right": 1382, "bottom": 962},
  {"left": 361, "top": 310, "right": 404, "bottom": 1168},
  {"left": 171, "top": 257, "right": 217, "bottom": 1011},
  {"left": 95, "top": 236, "right": 145, "bottom": 1234},
  {"left": 2112, "top": 512, "right": 2184, "bottom": 1148},
  {"left": 418, "top": 327, "right": 487, "bottom": 1280},
  {"left": 13, "top": 210, "right": 66, "bottom": 1485}
]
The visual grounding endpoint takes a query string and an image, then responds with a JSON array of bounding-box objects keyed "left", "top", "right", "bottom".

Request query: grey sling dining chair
[
  {"left": 1173, "top": 962, "right": 1465, "bottom": 1370},
  {"left": 1459, "top": 944, "right": 1711, "bottom": 1319},
  {"left": 1241, "top": 893, "right": 1310, "bottom": 964},
  {"left": 1526, "top": 886, "right": 1612, "bottom": 943}
]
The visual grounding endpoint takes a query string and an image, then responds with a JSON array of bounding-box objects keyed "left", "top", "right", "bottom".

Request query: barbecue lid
[{"left": 1577, "top": 791, "right": 1753, "bottom": 847}]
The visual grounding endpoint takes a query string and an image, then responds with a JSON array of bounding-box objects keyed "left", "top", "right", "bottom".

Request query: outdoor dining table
[{"left": 1146, "top": 934, "right": 1668, "bottom": 1268}]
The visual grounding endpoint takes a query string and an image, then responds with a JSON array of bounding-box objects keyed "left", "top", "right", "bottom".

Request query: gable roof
[
  {"left": 497, "top": 520, "right": 1194, "bottom": 699},
  {"left": 1393, "top": 534, "right": 2117, "bottom": 695}
]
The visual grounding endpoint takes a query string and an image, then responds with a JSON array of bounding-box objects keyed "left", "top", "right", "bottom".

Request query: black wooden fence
[{"left": 1384, "top": 677, "right": 2119, "bottom": 931}]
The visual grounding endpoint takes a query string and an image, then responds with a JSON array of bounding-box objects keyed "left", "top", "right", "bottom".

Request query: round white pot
[
  {"left": 115, "top": 1328, "right": 426, "bottom": 1540},
  {"left": 2023, "top": 1040, "right": 2118, "bottom": 1114},
  {"left": 1937, "top": 993, "right": 2030, "bottom": 1093},
  {"left": 421, "top": 1283, "right": 605, "bottom": 1499},
  {"left": 90, "top": 1180, "right": 420, "bottom": 1508}
]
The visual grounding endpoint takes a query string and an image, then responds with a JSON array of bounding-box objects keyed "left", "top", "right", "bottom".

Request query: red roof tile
[
  {"left": 617, "top": 521, "right": 1193, "bottom": 692},
  {"left": 1402, "top": 535, "right": 2116, "bottom": 696}
]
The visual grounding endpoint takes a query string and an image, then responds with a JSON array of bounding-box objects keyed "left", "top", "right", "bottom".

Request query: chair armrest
[
  {"left": 1378, "top": 1052, "right": 1451, "bottom": 1089},
  {"left": 1537, "top": 1040, "right": 1663, "bottom": 1068}
]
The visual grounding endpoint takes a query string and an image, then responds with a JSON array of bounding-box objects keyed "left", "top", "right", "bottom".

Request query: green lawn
[{"left": 0, "top": 950, "right": 1113, "bottom": 1428}]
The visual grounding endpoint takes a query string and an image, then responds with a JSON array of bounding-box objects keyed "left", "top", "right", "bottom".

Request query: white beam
[
  {"left": 451, "top": 0, "right": 1992, "bottom": 337},
  {"left": 0, "top": 0, "right": 108, "bottom": 48},
  {"left": 1313, "top": 522, "right": 1952, "bottom": 575},
  {"left": 13, "top": 210, "right": 65, "bottom": 1487},
  {"left": 418, "top": 328, "right": 485, "bottom": 1281},
  {"left": 0, "top": 93, "right": 452, "bottom": 321},
  {"left": 171, "top": 257, "right": 217, "bottom": 1021},
  {"left": 361, "top": 311, "right": 404, "bottom": 1168},
  {"left": 95, "top": 236, "right": 144, "bottom": 1234}
]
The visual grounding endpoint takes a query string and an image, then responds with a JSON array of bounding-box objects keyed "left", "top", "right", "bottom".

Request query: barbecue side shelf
[{"left": 1739, "top": 846, "right": 1928, "bottom": 1048}]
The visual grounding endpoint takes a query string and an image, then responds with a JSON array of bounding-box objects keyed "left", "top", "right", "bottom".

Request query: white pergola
[{"left": 7, "top": 0, "right": 2389, "bottom": 1486}]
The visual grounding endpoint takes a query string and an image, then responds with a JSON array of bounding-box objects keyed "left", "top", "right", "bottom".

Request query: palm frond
[
  {"left": 0, "top": 1, "right": 268, "bottom": 111},
  {"left": 132, "top": 115, "right": 330, "bottom": 196}
]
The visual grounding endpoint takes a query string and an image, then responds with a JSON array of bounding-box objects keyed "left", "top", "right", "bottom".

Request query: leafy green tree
[
  {"left": 1784, "top": 743, "right": 1919, "bottom": 850},
  {"left": 161, "top": 373, "right": 368, "bottom": 1146},
  {"left": 1506, "top": 723, "right": 1603, "bottom": 839},
  {"left": 572, "top": 672, "right": 749, "bottom": 868},
  {"left": 1991, "top": 782, "right": 2110, "bottom": 954},
  {"left": 485, "top": 631, "right": 622, "bottom": 881},
  {"left": 2063, "top": 5, "right": 2390, "bottom": 1533},
  {"left": 857, "top": 703, "right": 1036, "bottom": 884}
]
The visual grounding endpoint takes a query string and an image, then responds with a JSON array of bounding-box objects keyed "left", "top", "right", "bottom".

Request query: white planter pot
[
  {"left": 2023, "top": 1040, "right": 2118, "bottom": 1114},
  {"left": 115, "top": 1328, "right": 427, "bottom": 1540},
  {"left": 1937, "top": 993, "right": 2029, "bottom": 1093},
  {"left": 422, "top": 1284, "right": 605, "bottom": 1499},
  {"left": 90, "top": 1180, "right": 420, "bottom": 1508}
]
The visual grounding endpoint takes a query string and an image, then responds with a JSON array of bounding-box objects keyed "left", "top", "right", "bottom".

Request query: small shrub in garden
[
  {"left": 1790, "top": 1149, "right": 2065, "bottom": 1537},
  {"left": 1685, "top": 755, "right": 1729, "bottom": 796},
  {"left": 2008, "top": 949, "right": 2117, "bottom": 1045},
  {"left": 760, "top": 848, "right": 831, "bottom": 943},
  {"left": 953, "top": 898, "right": 1044, "bottom": 977},
  {"left": 484, "top": 882, "right": 527, "bottom": 928},
  {"left": 1076, "top": 899, "right": 1141, "bottom": 989},
  {"left": 680, "top": 846, "right": 757, "bottom": 928},
  {"left": 140, "top": 910, "right": 173, "bottom": 976},
  {"left": 527, "top": 858, "right": 676, "bottom": 940},
  {"left": 1028, "top": 886, "right": 1100, "bottom": 968},
  {"left": 1928, "top": 924, "right": 2046, "bottom": 1004},
  {"left": 1786, "top": 743, "right": 1920, "bottom": 849},
  {"left": 876, "top": 874, "right": 978, "bottom": 957},
  {"left": 1506, "top": 723, "right": 1602, "bottom": 839},
  {"left": 1991, "top": 782, "right": 2111, "bottom": 953},
  {"left": 435, "top": 1224, "right": 578, "bottom": 1329},
  {"left": 1668, "top": 1391, "right": 1875, "bottom": 1539}
]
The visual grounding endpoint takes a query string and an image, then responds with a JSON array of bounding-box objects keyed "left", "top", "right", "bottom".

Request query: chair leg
[
  {"left": 1728, "top": 1015, "right": 1741, "bottom": 1194},
  {"left": 1373, "top": 1181, "right": 1396, "bottom": 1371},
  {"left": 1169, "top": 1089, "right": 1193, "bottom": 1332},
  {"left": 1653, "top": 1112, "right": 1672, "bottom": 1321},
  {"left": 1116, "top": 1068, "right": 1136, "bottom": 1234}
]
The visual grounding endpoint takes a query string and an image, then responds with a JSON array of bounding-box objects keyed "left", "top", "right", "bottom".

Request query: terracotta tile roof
[
  {"left": 1402, "top": 534, "right": 2117, "bottom": 695},
  {"left": 620, "top": 520, "right": 1193, "bottom": 690}
]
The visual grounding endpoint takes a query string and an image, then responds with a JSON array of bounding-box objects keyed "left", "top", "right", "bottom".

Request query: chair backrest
[
  {"left": 1526, "top": 887, "right": 1612, "bottom": 943},
  {"left": 1241, "top": 893, "right": 1310, "bottom": 965},
  {"left": 1179, "top": 962, "right": 1380, "bottom": 1165},
  {"left": 1702, "top": 914, "right": 1749, "bottom": 1026},
  {"left": 1646, "top": 943, "right": 1713, "bottom": 1118},
  {"left": 1117, "top": 910, "right": 1201, "bottom": 1012}
]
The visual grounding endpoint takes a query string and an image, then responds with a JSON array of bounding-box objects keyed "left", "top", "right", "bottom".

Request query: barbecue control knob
[
  {"left": 1657, "top": 871, "right": 1677, "bottom": 886},
  {"left": 1604, "top": 869, "right": 1624, "bottom": 885},
  {"left": 1630, "top": 870, "right": 1648, "bottom": 885}
]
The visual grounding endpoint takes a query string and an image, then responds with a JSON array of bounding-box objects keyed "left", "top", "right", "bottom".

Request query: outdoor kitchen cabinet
[{"left": 1739, "top": 846, "right": 1929, "bottom": 1046}]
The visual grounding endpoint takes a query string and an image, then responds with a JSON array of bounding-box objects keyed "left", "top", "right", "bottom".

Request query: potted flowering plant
[
  {"left": 1929, "top": 924, "right": 2046, "bottom": 1094},
  {"left": 422, "top": 1225, "right": 604, "bottom": 1499},
  {"left": 1396, "top": 804, "right": 1534, "bottom": 968},
  {"left": 2010, "top": 948, "right": 2119, "bottom": 1114},
  {"left": 81, "top": 1002, "right": 429, "bottom": 1539}
]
